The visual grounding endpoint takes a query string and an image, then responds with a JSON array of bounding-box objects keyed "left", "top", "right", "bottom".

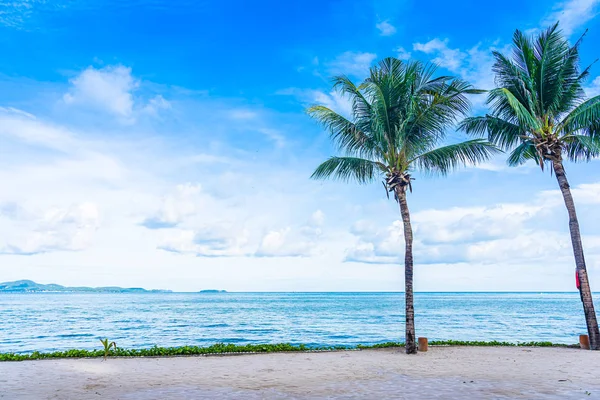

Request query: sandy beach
[{"left": 1, "top": 346, "right": 599, "bottom": 399}]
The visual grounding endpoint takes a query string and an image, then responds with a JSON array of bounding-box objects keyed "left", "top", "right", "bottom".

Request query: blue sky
[{"left": 1, "top": 0, "right": 600, "bottom": 291}]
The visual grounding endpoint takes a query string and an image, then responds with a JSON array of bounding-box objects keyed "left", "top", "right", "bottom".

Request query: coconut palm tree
[
  {"left": 309, "top": 57, "right": 499, "bottom": 354},
  {"left": 459, "top": 22, "right": 600, "bottom": 350}
]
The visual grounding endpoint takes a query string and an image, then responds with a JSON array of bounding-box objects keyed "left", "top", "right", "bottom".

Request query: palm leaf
[
  {"left": 563, "top": 134, "right": 600, "bottom": 162},
  {"left": 558, "top": 95, "right": 600, "bottom": 136},
  {"left": 489, "top": 88, "right": 541, "bottom": 131},
  {"left": 306, "top": 105, "right": 381, "bottom": 159},
  {"left": 310, "top": 157, "right": 385, "bottom": 184},
  {"left": 507, "top": 141, "right": 539, "bottom": 166},
  {"left": 410, "top": 139, "right": 501, "bottom": 175},
  {"left": 459, "top": 116, "right": 524, "bottom": 149}
]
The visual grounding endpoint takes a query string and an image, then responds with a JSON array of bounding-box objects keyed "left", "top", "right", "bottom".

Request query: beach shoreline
[{"left": 1, "top": 346, "right": 599, "bottom": 399}]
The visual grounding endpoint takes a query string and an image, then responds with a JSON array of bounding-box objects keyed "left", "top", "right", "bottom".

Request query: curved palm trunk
[
  {"left": 552, "top": 160, "right": 600, "bottom": 350},
  {"left": 396, "top": 188, "right": 417, "bottom": 354}
]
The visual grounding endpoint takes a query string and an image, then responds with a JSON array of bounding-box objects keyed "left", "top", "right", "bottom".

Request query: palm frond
[
  {"left": 533, "top": 22, "right": 570, "bottom": 116},
  {"left": 306, "top": 105, "right": 381, "bottom": 158},
  {"left": 459, "top": 115, "right": 525, "bottom": 150},
  {"left": 410, "top": 139, "right": 501, "bottom": 175},
  {"left": 563, "top": 134, "right": 600, "bottom": 162},
  {"left": 558, "top": 95, "right": 600, "bottom": 136},
  {"left": 489, "top": 88, "right": 541, "bottom": 131},
  {"left": 507, "top": 141, "right": 539, "bottom": 166},
  {"left": 310, "top": 157, "right": 385, "bottom": 184},
  {"left": 332, "top": 75, "right": 372, "bottom": 120}
]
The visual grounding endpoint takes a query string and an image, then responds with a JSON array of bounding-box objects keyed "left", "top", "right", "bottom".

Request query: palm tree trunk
[
  {"left": 396, "top": 188, "right": 417, "bottom": 354},
  {"left": 552, "top": 159, "right": 600, "bottom": 350}
]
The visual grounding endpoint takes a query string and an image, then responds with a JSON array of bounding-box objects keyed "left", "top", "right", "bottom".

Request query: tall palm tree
[
  {"left": 460, "top": 22, "right": 600, "bottom": 350},
  {"left": 309, "top": 57, "right": 499, "bottom": 354}
]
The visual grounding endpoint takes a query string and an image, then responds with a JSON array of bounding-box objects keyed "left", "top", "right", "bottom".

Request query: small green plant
[
  {"left": 0, "top": 340, "right": 579, "bottom": 362},
  {"left": 100, "top": 338, "right": 117, "bottom": 360}
]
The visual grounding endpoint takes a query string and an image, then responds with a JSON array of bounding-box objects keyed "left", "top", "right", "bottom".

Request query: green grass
[{"left": 0, "top": 340, "right": 579, "bottom": 362}]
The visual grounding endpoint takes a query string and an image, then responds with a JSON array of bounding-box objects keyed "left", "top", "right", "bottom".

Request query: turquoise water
[{"left": 0, "top": 292, "right": 594, "bottom": 353}]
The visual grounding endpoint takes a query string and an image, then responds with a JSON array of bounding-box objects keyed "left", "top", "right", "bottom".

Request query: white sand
[{"left": 1, "top": 347, "right": 599, "bottom": 399}]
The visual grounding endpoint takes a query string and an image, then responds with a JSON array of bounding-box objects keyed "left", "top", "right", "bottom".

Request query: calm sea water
[{"left": 0, "top": 292, "right": 594, "bottom": 353}]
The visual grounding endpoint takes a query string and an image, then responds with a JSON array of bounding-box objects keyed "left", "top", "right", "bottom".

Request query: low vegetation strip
[{"left": 0, "top": 341, "right": 579, "bottom": 362}]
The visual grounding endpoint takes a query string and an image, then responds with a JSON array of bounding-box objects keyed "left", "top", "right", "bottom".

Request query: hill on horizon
[{"left": 0, "top": 280, "right": 172, "bottom": 293}]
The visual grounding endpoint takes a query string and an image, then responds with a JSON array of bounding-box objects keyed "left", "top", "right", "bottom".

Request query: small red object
[{"left": 576, "top": 271, "right": 581, "bottom": 289}]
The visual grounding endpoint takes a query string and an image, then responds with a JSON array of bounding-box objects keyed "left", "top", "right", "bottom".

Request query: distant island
[
  {"left": 199, "top": 289, "right": 227, "bottom": 293},
  {"left": 0, "top": 280, "right": 172, "bottom": 293}
]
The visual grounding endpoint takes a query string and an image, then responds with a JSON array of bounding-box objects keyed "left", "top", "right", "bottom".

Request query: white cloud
[
  {"left": 345, "top": 182, "right": 600, "bottom": 266},
  {"left": 255, "top": 228, "right": 313, "bottom": 257},
  {"left": 327, "top": 51, "right": 377, "bottom": 77},
  {"left": 63, "top": 65, "right": 172, "bottom": 122},
  {"left": 345, "top": 220, "right": 404, "bottom": 264},
  {"left": 158, "top": 227, "right": 251, "bottom": 257},
  {"left": 0, "top": 202, "right": 100, "bottom": 255},
  {"left": 542, "top": 0, "right": 600, "bottom": 36},
  {"left": 396, "top": 47, "right": 411, "bottom": 60},
  {"left": 413, "top": 204, "right": 544, "bottom": 245},
  {"left": 141, "top": 183, "right": 205, "bottom": 229},
  {"left": 63, "top": 65, "right": 139, "bottom": 118},
  {"left": 308, "top": 210, "right": 325, "bottom": 227},
  {"left": 376, "top": 20, "right": 396, "bottom": 36},
  {"left": 255, "top": 211, "right": 326, "bottom": 258},
  {"left": 413, "top": 38, "right": 464, "bottom": 71},
  {"left": 586, "top": 76, "right": 600, "bottom": 97}
]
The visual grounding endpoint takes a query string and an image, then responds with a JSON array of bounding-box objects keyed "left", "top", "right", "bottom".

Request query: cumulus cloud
[
  {"left": 345, "top": 182, "right": 600, "bottom": 266},
  {"left": 345, "top": 220, "right": 404, "bottom": 264},
  {"left": 255, "top": 211, "right": 325, "bottom": 257},
  {"left": 376, "top": 20, "right": 396, "bottom": 36},
  {"left": 63, "top": 65, "right": 139, "bottom": 118},
  {"left": 0, "top": 202, "right": 100, "bottom": 255},
  {"left": 160, "top": 211, "right": 323, "bottom": 259},
  {"left": 141, "top": 184, "right": 209, "bottom": 229},
  {"left": 255, "top": 227, "right": 314, "bottom": 257},
  {"left": 413, "top": 38, "right": 465, "bottom": 71},
  {"left": 63, "top": 65, "right": 172, "bottom": 122},
  {"left": 413, "top": 204, "right": 544, "bottom": 245},
  {"left": 157, "top": 226, "right": 251, "bottom": 257}
]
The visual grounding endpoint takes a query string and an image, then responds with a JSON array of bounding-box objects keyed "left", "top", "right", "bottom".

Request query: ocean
[{"left": 0, "top": 292, "right": 593, "bottom": 353}]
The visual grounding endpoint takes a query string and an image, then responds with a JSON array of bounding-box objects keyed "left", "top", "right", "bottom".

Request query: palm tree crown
[
  {"left": 459, "top": 22, "right": 600, "bottom": 168},
  {"left": 310, "top": 58, "right": 499, "bottom": 194}
]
